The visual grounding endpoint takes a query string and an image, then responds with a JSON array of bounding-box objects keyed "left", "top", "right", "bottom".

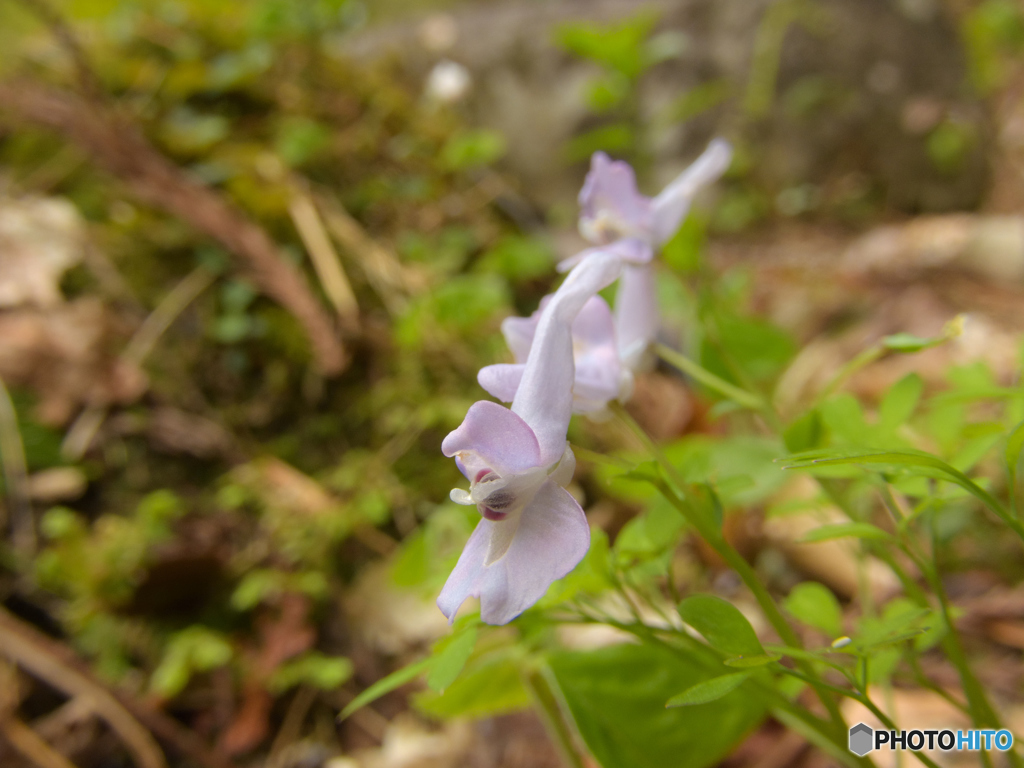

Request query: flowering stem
[
  {"left": 523, "top": 665, "right": 584, "bottom": 768},
  {"left": 819, "top": 477, "right": 1017, "bottom": 768},
  {"left": 610, "top": 402, "right": 846, "bottom": 731},
  {"left": 573, "top": 611, "right": 863, "bottom": 764}
]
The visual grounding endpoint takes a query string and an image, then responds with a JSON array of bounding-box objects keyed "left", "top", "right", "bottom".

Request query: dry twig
[
  {"left": 0, "top": 608, "right": 167, "bottom": 768},
  {"left": 0, "top": 80, "right": 347, "bottom": 374},
  {"left": 313, "top": 192, "right": 412, "bottom": 316},
  {"left": 1, "top": 716, "right": 81, "bottom": 768},
  {"left": 61, "top": 266, "right": 217, "bottom": 461},
  {"left": 0, "top": 375, "right": 34, "bottom": 553},
  {"left": 0, "top": 608, "right": 238, "bottom": 768},
  {"left": 288, "top": 193, "right": 359, "bottom": 330},
  {"left": 10, "top": 0, "right": 102, "bottom": 100}
]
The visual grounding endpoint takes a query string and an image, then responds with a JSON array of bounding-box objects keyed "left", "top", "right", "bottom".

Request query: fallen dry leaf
[
  {"left": 0, "top": 298, "right": 145, "bottom": 424},
  {"left": 0, "top": 195, "right": 84, "bottom": 309}
]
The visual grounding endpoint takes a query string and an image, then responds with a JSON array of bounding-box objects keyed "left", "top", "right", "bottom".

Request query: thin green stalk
[
  {"left": 906, "top": 653, "right": 970, "bottom": 716},
  {"left": 772, "top": 709, "right": 868, "bottom": 768},
  {"left": 813, "top": 345, "right": 886, "bottom": 407},
  {"left": 821, "top": 478, "right": 1013, "bottom": 768},
  {"left": 775, "top": 667, "right": 942, "bottom": 768},
  {"left": 524, "top": 666, "right": 584, "bottom": 768},
  {"left": 578, "top": 612, "right": 862, "bottom": 764},
  {"left": 876, "top": 550, "right": 1000, "bottom": 768},
  {"left": 610, "top": 403, "right": 846, "bottom": 729},
  {"left": 654, "top": 344, "right": 773, "bottom": 418}
]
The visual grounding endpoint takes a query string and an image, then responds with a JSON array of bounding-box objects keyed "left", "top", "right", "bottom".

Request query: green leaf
[
  {"left": 549, "top": 643, "right": 764, "bottom": 768},
  {"left": 543, "top": 528, "right": 614, "bottom": 602},
  {"left": 666, "top": 672, "right": 751, "bottom": 707},
  {"left": 784, "top": 448, "right": 1010, "bottom": 522},
  {"left": 879, "top": 373, "right": 923, "bottom": 431},
  {"left": 819, "top": 394, "right": 870, "bottom": 444},
  {"left": 414, "top": 650, "right": 529, "bottom": 719},
  {"left": 678, "top": 595, "right": 765, "bottom": 657},
  {"left": 340, "top": 658, "right": 431, "bottom": 720},
  {"left": 231, "top": 569, "right": 283, "bottom": 610},
  {"left": 882, "top": 332, "right": 944, "bottom": 352},
  {"left": 474, "top": 235, "right": 553, "bottom": 283},
  {"left": 800, "top": 523, "right": 893, "bottom": 544},
  {"left": 661, "top": 214, "right": 706, "bottom": 274},
  {"left": 150, "top": 653, "right": 190, "bottom": 698},
  {"left": 710, "top": 314, "right": 796, "bottom": 384},
  {"left": 619, "top": 460, "right": 662, "bottom": 485},
  {"left": 858, "top": 600, "right": 936, "bottom": 651},
  {"left": 274, "top": 116, "right": 332, "bottom": 167},
  {"left": 784, "top": 582, "right": 843, "bottom": 637},
  {"left": 427, "top": 626, "right": 478, "bottom": 692},
  {"left": 441, "top": 130, "right": 507, "bottom": 170},
  {"left": 784, "top": 410, "right": 822, "bottom": 453},
  {"left": 564, "top": 124, "right": 635, "bottom": 162},
  {"left": 722, "top": 653, "right": 781, "bottom": 668},
  {"left": 555, "top": 15, "right": 658, "bottom": 78},
  {"left": 268, "top": 652, "right": 353, "bottom": 693},
  {"left": 614, "top": 500, "right": 685, "bottom": 558},
  {"left": 765, "top": 645, "right": 847, "bottom": 669},
  {"left": 149, "top": 627, "right": 233, "bottom": 698},
  {"left": 1006, "top": 419, "right": 1024, "bottom": 493}
]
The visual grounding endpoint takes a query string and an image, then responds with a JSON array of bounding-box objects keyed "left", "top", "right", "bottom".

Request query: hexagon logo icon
[{"left": 849, "top": 723, "right": 874, "bottom": 756}]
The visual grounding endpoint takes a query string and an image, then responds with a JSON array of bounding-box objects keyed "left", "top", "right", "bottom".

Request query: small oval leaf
[
  {"left": 801, "top": 522, "right": 892, "bottom": 543},
  {"left": 784, "top": 582, "right": 844, "bottom": 637},
  {"left": 427, "top": 626, "right": 478, "bottom": 692},
  {"left": 678, "top": 595, "right": 765, "bottom": 658},
  {"left": 340, "top": 659, "right": 431, "bottom": 720},
  {"left": 666, "top": 672, "right": 750, "bottom": 707}
]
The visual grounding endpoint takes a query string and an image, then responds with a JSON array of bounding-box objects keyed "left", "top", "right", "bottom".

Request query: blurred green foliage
[{"left": 1, "top": 2, "right": 1023, "bottom": 766}]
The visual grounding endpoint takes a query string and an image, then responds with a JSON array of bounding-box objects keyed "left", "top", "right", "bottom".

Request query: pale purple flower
[
  {"left": 477, "top": 294, "right": 632, "bottom": 414},
  {"left": 438, "top": 252, "right": 623, "bottom": 625},
  {"left": 562, "top": 139, "right": 733, "bottom": 370},
  {"left": 571, "top": 138, "right": 733, "bottom": 267}
]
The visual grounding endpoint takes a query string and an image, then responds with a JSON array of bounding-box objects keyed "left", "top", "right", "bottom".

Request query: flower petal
[
  {"left": 436, "top": 479, "right": 590, "bottom": 625},
  {"left": 477, "top": 363, "right": 524, "bottom": 403},
  {"left": 578, "top": 152, "right": 652, "bottom": 240},
  {"left": 571, "top": 296, "right": 623, "bottom": 410},
  {"left": 615, "top": 264, "right": 659, "bottom": 370},
  {"left": 650, "top": 138, "right": 732, "bottom": 245},
  {"left": 557, "top": 239, "right": 651, "bottom": 273},
  {"left": 500, "top": 313, "right": 541, "bottom": 364},
  {"left": 511, "top": 251, "right": 622, "bottom": 463},
  {"left": 441, "top": 400, "right": 541, "bottom": 476}
]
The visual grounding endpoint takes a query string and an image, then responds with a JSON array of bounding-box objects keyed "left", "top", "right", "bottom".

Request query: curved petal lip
[
  {"left": 441, "top": 401, "right": 541, "bottom": 476},
  {"left": 437, "top": 480, "right": 590, "bottom": 625},
  {"left": 579, "top": 152, "right": 652, "bottom": 230}
]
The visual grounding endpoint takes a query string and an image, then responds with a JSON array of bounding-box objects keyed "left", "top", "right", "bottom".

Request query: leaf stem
[
  {"left": 654, "top": 343, "right": 773, "bottom": 419},
  {"left": 610, "top": 403, "right": 846, "bottom": 731},
  {"left": 523, "top": 666, "right": 585, "bottom": 768}
]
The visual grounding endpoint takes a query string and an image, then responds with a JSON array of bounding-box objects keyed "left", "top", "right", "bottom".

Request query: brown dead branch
[
  {"left": 0, "top": 608, "right": 167, "bottom": 768},
  {"left": 0, "top": 607, "right": 237, "bottom": 768},
  {"left": 61, "top": 266, "right": 216, "bottom": 461},
  {"left": 10, "top": 0, "right": 102, "bottom": 101},
  {"left": 0, "top": 79, "right": 347, "bottom": 375},
  {"left": 1, "top": 716, "right": 81, "bottom": 768}
]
